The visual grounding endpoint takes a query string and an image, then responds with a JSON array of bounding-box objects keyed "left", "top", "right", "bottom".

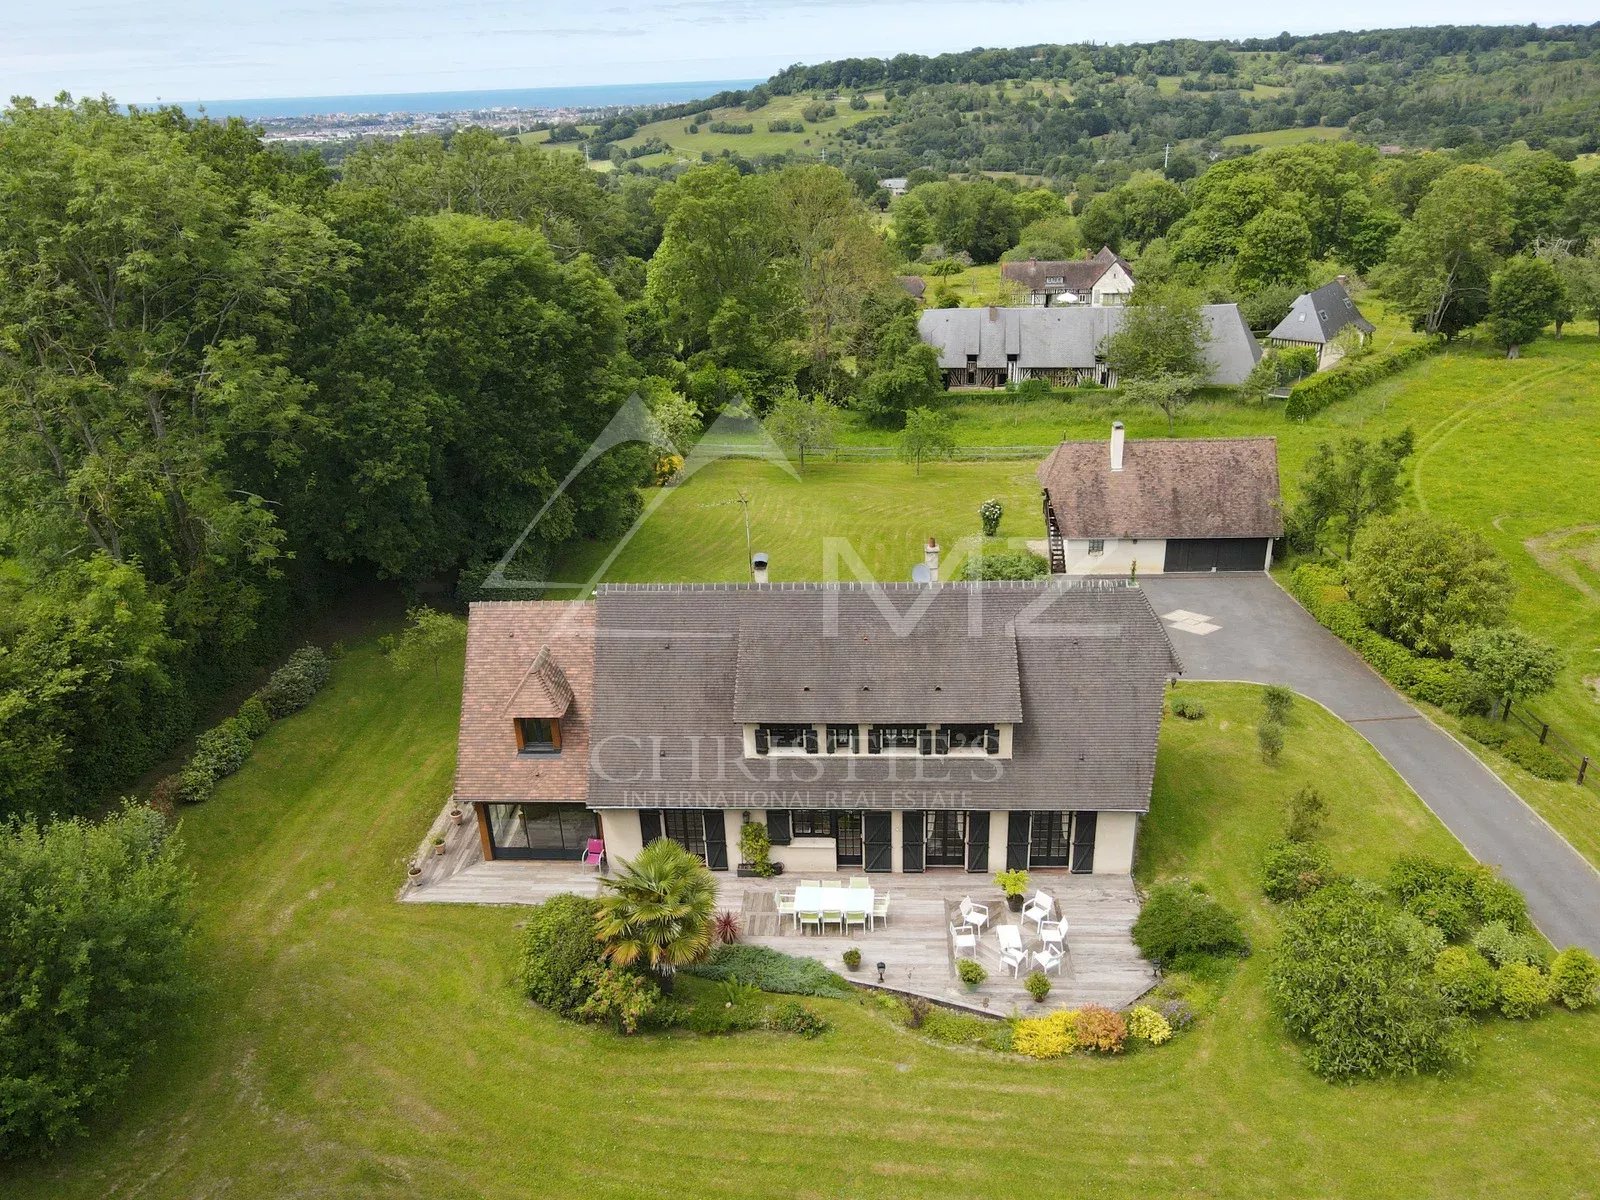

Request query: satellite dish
[{"left": 911, "top": 564, "right": 932, "bottom": 584}]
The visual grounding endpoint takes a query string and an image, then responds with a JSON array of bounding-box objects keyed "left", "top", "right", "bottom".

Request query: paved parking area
[{"left": 1141, "top": 574, "right": 1600, "bottom": 952}]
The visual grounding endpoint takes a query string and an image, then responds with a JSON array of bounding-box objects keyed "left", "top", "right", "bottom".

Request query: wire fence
[{"left": 1496, "top": 699, "right": 1595, "bottom": 790}]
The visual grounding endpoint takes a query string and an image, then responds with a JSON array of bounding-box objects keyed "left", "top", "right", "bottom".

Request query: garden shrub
[
  {"left": 177, "top": 763, "right": 216, "bottom": 805},
  {"left": 576, "top": 964, "right": 661, "bottom": 1034},
  {"left": 1074, "top": 1005, "right": 1128, "bottom": 1053},
  {"left": 979, "top": 498, "right": 1003, "bottom": 537},
  {"left": 1500, "top": 736, "right": 1572, "bottom": 781},
  {"left": 1285, "top": 786, "right": 1326, "bottom": 843},
  {"left": 957, "top": 958, "right": 987, "bottom": 986},
  {"left": 1283, "top": 340, "right": 1442, "bottom": 419},
  {"left": 191, "top": 718, "right": 253, "bottom": 781},
  {"left": 1257, "top": 718, "right": 1285, "bottom": 764},
  {"left": 516, "top": 893, "right": 605, "bottom": 1017},
  {"left": 1468, "top": 871, "right": 1529, "bottom": 932},
  {"left": 1024, "top": 970, "right": 1051, "bottom": 1002},
  {"left": 1495, "top": 963, "right": 1552, "bottom": 1019},
  {"left": 1268, "top": 883, "right": 1468, "bottom": 1081},
  {"left": 1549, "top": 947, "right": 1600, "bottom": 1010},
  {"left": 1157, "top": 998, "right": 1195, "bottom": 1033},
  {"left": 1433, "top": 946, "right": 1500, "bottom": 1014},
  {"left": 684, "top": 944, "right": 850, "bottom": 998},
  {"left": 235, "top": 695, "right": 272, "bottom": 739},
  {"left": 258, "top": 645, "right": 332, "bottom": 719},
  {"left": 1389, "top": 854, "right": 1466, "bottom": 904},
  {"left": 1262, "top": 684, "right": 1294, "bottom": 724},
  {"left": 959, "top": 548, "right": 1050, "bottom": 581},
  {"left": 768, "top": 999, "right": 830, "bottom": 1038},
  {"left": 149, "top": 774, "right": 182, "bottom": 815},
  {"left": 1013, "top": 1009, "right": 1077, "bottom": 1059},
  {"left": 1132, "top": 880, "right": 1249, "bottom": 965},
  {"left": 1124, "top": 1005, "right": 1173, "bottom": 1045},
  {"left": 1391, "top": 912, "right": 1448, "bottom": 965},
  {"left": 1169, "top": 694, "right": 1206, "bottom": 720},
  {"left": 1389, "top": 855, "right": 1527, "bottom": 935},
  {"left": 904, "top": 996, "right": 932, "bottom": 1029},
  {"left": 1459, "top": 715, "right": 1512, "bottom": 749},
  {"left": 1261, "top": 839, "right": 1334, "bottom": 902},
  {"left": 1403, "top": 887, "right": 1475, "bottom": 941},
  {"left": 1471, "top": 921, "right": 1550, "bottom": 969},
  {"left": 920, "top": 1006, "right": 1012, "bottom": 1051}
]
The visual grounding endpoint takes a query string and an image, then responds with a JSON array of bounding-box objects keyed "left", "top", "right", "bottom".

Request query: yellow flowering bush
[
  {"left": 1124, "top": 1004, "right": 1173, "bottom": 1045},
  {"left": 1012, "top": 1009, "right": 1079, "bottom": 1060}
]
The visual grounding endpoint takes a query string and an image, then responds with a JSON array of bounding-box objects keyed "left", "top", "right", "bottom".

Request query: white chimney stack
[
  {"left": 1110, "top": 421, "right": 1125, "bottom": 472},
  {"left": 751, "top": 552, "right": 769, "bottom": 585},
  {"left": 924, "top": 537, "right": 940, "bottom": 584}
]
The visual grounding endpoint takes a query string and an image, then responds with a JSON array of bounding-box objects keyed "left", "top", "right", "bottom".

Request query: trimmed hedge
[
  {"left": 1284, "top": 340, "right": 1442, "bottom": 420},
  {"left": 1132, "top": 880, "right": 1250, "bottom": 965},
  {"left": 1288, "top": 565, "right": 1480, "bottom": 711},
  {"left": 258, "top": 645, "right": 332, "bottom": 719},
  {"left": 516, "top": 894, "right": 606, "bottom": 1017}
]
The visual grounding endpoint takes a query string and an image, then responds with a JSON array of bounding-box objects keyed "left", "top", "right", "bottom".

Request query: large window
[
  {"left": 925, "top": 811, "right": 967, "bottom": 866},
  {"left": 515, "top": 717, "right": 561, "bottom": 754},
  {"left": 755, "top": 723, "right": 815, "bottom": 754},
  {"left": 789, "top": 810, "right": 863, "bottom": 865},
  {"left": 485, "top": 803, "right": 592, "bottom": 860},
  {"left": 942, "top": 724, "right": 998, "bottom": 754},
  {"left": 1028, "top": 811, "right": 1071, "bottom": 867},
  {"left": 826, "top": 724, "right": 858, "bottom": 754},
  {"left": 661, "top": 810, "right": 707, "bottom": 862},
  {"left": 873, "top": 724, "right": 924, "bottom": 752}
]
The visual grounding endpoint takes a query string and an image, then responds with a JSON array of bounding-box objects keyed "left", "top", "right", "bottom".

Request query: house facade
[
  {"left": 917, "top": 303, "right": 1261, "bottom": 390},
  {"left": 1001, "top": 247, "right": 1134, "bottom": 307},
  {"left": 454, "top": 583, "right": 1182, "bottom": 878},
  {"left": 1267, "top": 278, "right": 1375, "bottom": 368},
  {"left": 1038, "top": 425, "right": 1284, "bottom": 575}
]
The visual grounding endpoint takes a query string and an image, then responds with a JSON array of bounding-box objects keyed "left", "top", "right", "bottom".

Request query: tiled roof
[
  {"left": 896, "top": 275, "right": 927, "bottom": 299},
  {"left": 1268, "top": 280, "right": 1376, "bottom": 344},
  {"left": 454, "top": 601, "right": 594, "bottom": 803},
  {"left": 1038, "top": 435, "right": 1284, "bottom": 540},
  {"left": 585, "top": 582, "right": 1181, "bottom": 813},
  {"left": 1001, "top": 247, "right": 1131, "bottom": 294},
  {"left": 916, "top": 303, "right": 1262, "bottom": 385}
]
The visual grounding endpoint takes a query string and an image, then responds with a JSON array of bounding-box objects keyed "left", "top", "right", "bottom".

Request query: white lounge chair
[
  {"left": 1022, "top": 890, "right": 1055, "bottom": 933},
  {"left": 959, "top": 895, "right": 990, "bottom": 932},
  {"left": 872, "top": 892, "right": 891, "bottom": 928},
  {"left": 1032, "top": 944, "right": 1064, "bottom": 976},
  {"left": 949, "top": 922, "right": 979, "bottom": 957}
]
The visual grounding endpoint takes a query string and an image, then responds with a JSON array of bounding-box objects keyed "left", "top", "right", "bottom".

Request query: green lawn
[
  {"left": 1220, "top": 125, "right": 1350, "bottom": 147},
  {"left": 7, "top": 653, "right": 1598, "bottom": 1198}
]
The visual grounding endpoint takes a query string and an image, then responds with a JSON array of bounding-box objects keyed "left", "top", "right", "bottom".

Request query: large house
[
  {"left": 1038, "top": 424, "right": 1283, "bottom": 574},
  {"left": 917, "top": 303, "right": 1261, "bottom": 389},
  {"left": 454, "top": 582, "right": 1182, "bottom": 878},
  {"left": 1267, "top": 278, "right": 1375, "bottom": 368},
  {"left": 1002, "top": 247, "right": 1134, "bottom": 307}
]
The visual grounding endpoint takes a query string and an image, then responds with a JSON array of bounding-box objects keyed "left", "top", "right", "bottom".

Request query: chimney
[
  {"left": 751, "top": 552, "right": 769, "bottom": 585},
  {"left": 924, "top": 537, "right": 940, "bottom": 584},
  {"left": 1336, "top": 273, "right": 1349, "bottom": 288},
  {"left": 1110, "top": 421, "right": 1125, "bottom": 472}
]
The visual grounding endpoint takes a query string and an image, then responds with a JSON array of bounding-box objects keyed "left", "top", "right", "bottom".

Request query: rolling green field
[
  {"left": 1219, "top": 125, "right": 1350, "bottom": 147},
  {"left": 6, "top": 649, "right": 1597, "bottom": 1199}
]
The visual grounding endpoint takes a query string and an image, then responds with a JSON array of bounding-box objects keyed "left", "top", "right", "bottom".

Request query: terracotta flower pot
[{"left": 449, "top": 808, "right": 464, "bottom": 825}]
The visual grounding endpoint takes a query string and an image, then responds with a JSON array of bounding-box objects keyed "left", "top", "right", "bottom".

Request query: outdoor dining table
[{"left": 793, "top": 885, "right": 875, "bottom": 930}]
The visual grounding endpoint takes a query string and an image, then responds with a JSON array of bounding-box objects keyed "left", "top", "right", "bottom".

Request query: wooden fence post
[
  {"left": 1539, "top": 723, "right": 1550, "bottom": 745},
  {"left": 1580, "top": 757, "right": 1589, "bottom": 786}
]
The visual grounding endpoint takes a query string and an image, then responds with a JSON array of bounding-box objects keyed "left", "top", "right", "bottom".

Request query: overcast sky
[{"left": 4, "top": 0, "right": 1595, "bottom": 104}]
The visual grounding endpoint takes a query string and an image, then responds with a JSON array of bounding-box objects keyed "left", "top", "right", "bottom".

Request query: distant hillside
[{"left": 538, "top": 23, "right": 1600, "bottom": 186}]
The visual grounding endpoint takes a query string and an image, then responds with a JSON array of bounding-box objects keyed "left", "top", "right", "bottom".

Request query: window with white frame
[{"left": 1087, "top": 538, "right": 1106, "bottom": 555}]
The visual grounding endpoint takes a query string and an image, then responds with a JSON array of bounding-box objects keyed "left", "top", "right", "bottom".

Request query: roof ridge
[{"left": 595, "top": 579, "right": 1140, "bottom": 594}]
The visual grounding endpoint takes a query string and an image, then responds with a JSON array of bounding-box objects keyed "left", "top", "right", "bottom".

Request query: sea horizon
[{"left": 158, "top": 78, "right": 764, "bottom": 120}]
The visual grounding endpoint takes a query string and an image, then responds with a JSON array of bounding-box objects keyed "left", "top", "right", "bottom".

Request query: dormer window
[
  {"left": 826, "top": 724, "right": 859, "bottom": 753},
  {"left": 754, "top": 723, "right": 817, "bottom": 754},
  {"left": 943, "top": 723, "right": 1000, "bottom": 754},
  {"left": 869, "top": 724, "right": 925, "bottom": 753},
  {"left": 515, "top": 717, "right": 561, "bottom": 754}
]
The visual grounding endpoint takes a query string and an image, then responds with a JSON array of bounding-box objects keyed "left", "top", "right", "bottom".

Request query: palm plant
[{"left": 595, "top": 839, "right": 717, "bottom": 985}]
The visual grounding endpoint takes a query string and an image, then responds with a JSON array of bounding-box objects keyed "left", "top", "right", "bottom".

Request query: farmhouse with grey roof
[
  {"left": 918, "top": 303, "right": 1261, "bottom": 389},
  {"left": 1037, "top": 424, "right": 1283, "bottom": 575},
  {"left": 1268, "top": 278, "right": 1376, "bottom": 368},
  {"left": 455, "top": 582, "right": 1181, "bottom": 876},
  {"left": 1001, "top": 246, "right": 1134, "bottom": 307}
]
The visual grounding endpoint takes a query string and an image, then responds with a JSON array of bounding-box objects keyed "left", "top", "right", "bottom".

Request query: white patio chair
[
  {"left": 996, "top": 924, "right": 1027, "bottom": 976},
  {"left": 821, "top": 904, "right": 845, "bottom": 933},
  {"left": 843, "top": 909, "right": 867, "bottom": 935},
  {"left": 848, "top": 875, "right": 870, "bottom": 889},
  {"left": 959, "top": 895, "right": 990, "bottom": 932},
  {"left": 798, "top": 908, "right": 823, "bottom": 935},
  {"left": 1022, "top": 889, "right": 1055, "bottom": 933},
  {"left": 774, "top": 891, "right": 797, "bottom": 932},
  {"left": 949, "top": 922, "right": 979, "bottom": 957},
  {"left": 872, "top": 892, "right": 891, "bottom": 929},
  {"left": 800, "top": 879, "right": 821, "bottom": 889},
  {"left": 1039, "top": 916, "right": 1069, "bottom": 952},
  {"left": 1000, "top": 945, "right": 1028, "bottom": 978},
  {"left": 820, "top": 879, "right": 844, "bottom": 889},
  {"left": 1032, "top": 944, "right": 1064, "bottom": 976}
]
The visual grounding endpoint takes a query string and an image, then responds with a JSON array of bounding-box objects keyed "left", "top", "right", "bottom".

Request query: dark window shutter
[
  {"left": 767, "top": 810, "right": 791, "bottom": 845},
  {"left": 863, "top": 812, "right": 892, "bottom": 872},
  {"left": 754, "top": 726, "right": 769, "bottom": 755},
  {"left": 804, "top": 726, "right": 819, "bottom": 753},
  {"left": 639, "top": 809, "right": 662, "bottom": 846},
  {"left": 901, "top": 810, "right": 925, "bottom": 872},
  {"left": 918, "top": 727, "right": 934, "bottom": 755},
  {"left": 867, "top": 726, "right": 882, "bottom": 754},
  {"left": 1006, "top": 812, "right": 1032, "bottom": 870},
  {"left": 1071, "top": 810, "right": 1097, "bottom": 874},
  {"left": 701, "top": 810, "right": 728, "bottom": 871},
  {"left": 966, "top": 811, "right": 990, "bottom": 872},
  {"left": 934, "top": 726, "right": 950, "bottom": 754},
  {"left": 984, "top": 726, "right": 1000, "bottom": 754}
]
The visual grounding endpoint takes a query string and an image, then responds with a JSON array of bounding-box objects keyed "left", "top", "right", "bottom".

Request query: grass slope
[{"left": 6, "top": 657, "right": 1598, "bottom": 1198}]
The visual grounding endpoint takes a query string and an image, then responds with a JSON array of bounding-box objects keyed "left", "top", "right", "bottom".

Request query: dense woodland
[{"left": 4, "top": 23, "right": 1600, "bottom": 824}]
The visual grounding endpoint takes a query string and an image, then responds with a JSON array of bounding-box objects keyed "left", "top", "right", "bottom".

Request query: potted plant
[
  {"left": 957, "top": 958, "right": 987, "bottom": 991},
  {"left": 407, "top": 862, "right": 423, "bottom": 886},
  {"left": 1025, "top": 970, "right": 1051, "bottom": 1003},
  {"left": 995, "top": 868, "right": 1030, "bottom": 912},
  {"left": 449, "top": 804, "right": 464, "bottom": 825},
  {"left": 431, "top": 834, "right": 447, "bottom": 857},
  {"left": 842, "top": 947, "right": 862, "bottom": 972},
  {"left": 736, "top": 820, "right": 782, "bottom": 877}
]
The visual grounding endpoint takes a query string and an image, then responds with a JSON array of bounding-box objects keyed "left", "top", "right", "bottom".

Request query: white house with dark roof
[
  {"left": 1037, "top": 424, "right": 1284, "bottom": 575},
  {"left": 455, "top": 582, "right": 1182, "bottom": 877},
  {"left": 1002, "top": 246, "right": 1135, "bottom": 307},
  {"left": 918, "top": 303, "right": 1261, "bottom": 389},
  {"left": 1268, "top": 278, "right": 1376, "bottom": 368}
]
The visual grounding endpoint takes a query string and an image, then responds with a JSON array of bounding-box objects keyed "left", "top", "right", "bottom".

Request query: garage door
[{"left": 1163, "top": 538, "right": 1269, "bottom": 572}]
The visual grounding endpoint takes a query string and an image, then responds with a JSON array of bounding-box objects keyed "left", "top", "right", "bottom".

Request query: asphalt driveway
[{"left": 1141, "top": 573, "right": 1600, "bottom": 953}]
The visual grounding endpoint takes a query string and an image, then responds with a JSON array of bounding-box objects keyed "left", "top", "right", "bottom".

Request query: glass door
[
  {"left": 924, "top": 810, "right": 967, "bottom": 867},
  {"left": 833, "top": 813, "right": 863, "bottom": 865}
]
